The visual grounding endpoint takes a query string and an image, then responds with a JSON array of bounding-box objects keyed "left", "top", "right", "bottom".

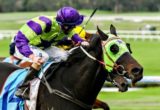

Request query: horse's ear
[
  {"left": 97, "top": 26, "right": 108, "bottom": 41},
  {"left": 110, "top": 24, "right": 117, "bottom": 36}
]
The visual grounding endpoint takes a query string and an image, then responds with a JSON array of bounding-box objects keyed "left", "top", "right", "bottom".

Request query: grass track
[{"left": 96, "top": 87, "right": 160, "bottom": 110}]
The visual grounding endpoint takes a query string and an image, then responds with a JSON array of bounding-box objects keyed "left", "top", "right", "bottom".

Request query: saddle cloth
[{"left": 0, "top": 61, "right": 54, "bottom": 110}]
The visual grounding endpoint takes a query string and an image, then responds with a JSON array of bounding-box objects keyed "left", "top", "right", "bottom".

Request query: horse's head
[
  {"left": 84, "top": 33, "right": 129, "bottom": 92},
  {"left": 82, "top": 31, "right": 129, "bottom": 92},
  {"left": 97, "top": 24, "right": 143, "bottom": 85}
]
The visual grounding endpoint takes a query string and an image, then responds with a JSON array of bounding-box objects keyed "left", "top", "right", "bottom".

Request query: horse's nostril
[
  {"left": 131, "top": 67, "right": 142, "bottom": 75},
  {"left": 121, "top": 83, "right": 128, "bottom": 92},
  {"left": 121, "top": 83, "right": 128, "bottom": 88},
  {"left": 121, "top": 83, "right": 125, "bottom": 87}
]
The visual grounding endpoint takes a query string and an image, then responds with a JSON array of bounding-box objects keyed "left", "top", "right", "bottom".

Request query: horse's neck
[
  {"left": 37, "top": 39, "right": 106, "bottom": 110},
  {"left": 69, "top": 46, "right": 104, "bottom": 103},
  {"left": 65, "top": 37, "right": 104, "bottom": 104}
]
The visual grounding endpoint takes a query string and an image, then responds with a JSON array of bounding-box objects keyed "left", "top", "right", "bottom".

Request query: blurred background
[{"left": 0, "top": 0, "right": 160, "bottom": 110}]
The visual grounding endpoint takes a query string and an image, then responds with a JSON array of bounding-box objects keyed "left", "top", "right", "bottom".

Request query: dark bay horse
[
  {"left": 0, "top": 25, "right": 143, "bottom": 110},
  {"left": 36, "top": 25, "right": 142, "bottom": 110}
]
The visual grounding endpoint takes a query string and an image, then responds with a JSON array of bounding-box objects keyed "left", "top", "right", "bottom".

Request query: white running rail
[{"left": 0, "top": 30, "right": 160, "bottom": 40}]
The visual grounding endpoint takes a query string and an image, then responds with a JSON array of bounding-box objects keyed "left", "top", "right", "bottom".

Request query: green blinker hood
[{"left": 103, "top": 34, "right": 129, "bottom": 72}]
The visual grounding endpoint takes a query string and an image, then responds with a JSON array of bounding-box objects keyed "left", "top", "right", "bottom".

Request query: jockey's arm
[
  {"left": 15, "top": 32, "right": 33, "bottom": 58},
  {"left": 71, "top": 34, "right": 84, "bottom": 44},
  {"left": 71, "top": 26, "right": 89, "bottom": 46},
  {"left": 15, "top": 16, "right": 51, "bottom": 58}
]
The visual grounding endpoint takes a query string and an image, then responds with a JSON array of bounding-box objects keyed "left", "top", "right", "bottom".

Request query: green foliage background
[{"left": 96, "top": 87, "right": 160, "bottom": 110}]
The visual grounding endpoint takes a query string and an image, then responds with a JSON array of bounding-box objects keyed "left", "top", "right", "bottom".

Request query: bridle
[{"left": 80, "top": 36, "right": 127, "bottom": 76}]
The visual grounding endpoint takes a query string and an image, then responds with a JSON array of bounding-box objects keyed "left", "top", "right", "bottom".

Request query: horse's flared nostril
[
  {"left": 121, "top": 83, "right": 128, "bottom": 88},
  {"left": 131, "top": 67, "right": 142, "bottom": 75}
]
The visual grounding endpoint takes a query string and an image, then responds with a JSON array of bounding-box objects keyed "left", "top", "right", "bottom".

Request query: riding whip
[{"left": 79, "top": 8, "right": 98, "bottom": 34}]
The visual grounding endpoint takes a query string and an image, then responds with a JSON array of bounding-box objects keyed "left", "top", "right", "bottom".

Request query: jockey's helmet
[{"left": 56, "top": 7, "right": 84, "bottom": 26}]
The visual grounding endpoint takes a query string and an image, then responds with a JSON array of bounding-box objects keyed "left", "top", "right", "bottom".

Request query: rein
[{"left": 79, "top": 45, "right": 122, "bottom": 88}]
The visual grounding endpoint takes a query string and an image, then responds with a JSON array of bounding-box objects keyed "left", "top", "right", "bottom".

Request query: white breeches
[{"left": 14, "top": 46, "right": 69, "bottom": 63}]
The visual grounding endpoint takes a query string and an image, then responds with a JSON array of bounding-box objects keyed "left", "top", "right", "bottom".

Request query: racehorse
[
  {"left": 36, "top": 25, "right": 142, "bottom": 110},
  {"left": 0, "top": 25, "right": 143, "bottom": 110}
]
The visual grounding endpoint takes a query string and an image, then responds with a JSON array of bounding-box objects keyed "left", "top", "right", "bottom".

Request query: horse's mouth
[
  {"left": 117, "top": 82, "right": 128, "bottom": 92},
  {"left": 124, "top": 67, "right": 143, "bottom": 86},
  {"left": 131, "top": 75, "right": 143, "bottom": 86},
  {"left": 131, "top": 67, "right": 143, "bottom": 86},
  {"left": 118, "top": 86, "right": 128, "bottom": 92}
]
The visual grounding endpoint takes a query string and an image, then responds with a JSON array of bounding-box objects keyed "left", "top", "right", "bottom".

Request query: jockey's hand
[
  {"left": 29, "top": 54, "right": 44, "bottom": 65},
  {"left": 81, "top": 41, "right": 89, "bottom": 46}
]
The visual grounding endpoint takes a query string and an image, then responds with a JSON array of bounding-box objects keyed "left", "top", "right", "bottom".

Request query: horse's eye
[{"left": 110, "top": 44, "right": 119, "bottom": 54}]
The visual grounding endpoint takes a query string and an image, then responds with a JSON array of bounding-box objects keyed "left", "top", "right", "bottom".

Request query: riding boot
[{"left": 15, "top": 63, "right": 41, "bottom": 100}]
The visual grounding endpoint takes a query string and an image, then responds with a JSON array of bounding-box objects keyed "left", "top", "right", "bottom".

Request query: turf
[
  {"left": 0, "top": 38, "right": 11, "bottom": 57},
  {"left": 96, "top": 87, "right": 160, "bottom": 110}
]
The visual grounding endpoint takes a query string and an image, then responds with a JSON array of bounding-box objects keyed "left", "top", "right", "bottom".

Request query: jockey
[
  {"left": 8, "top": 26, "right": 87, "bottom": 63},
  {"left": 14, "top": 6, "right": 89, "bottom": 100}
]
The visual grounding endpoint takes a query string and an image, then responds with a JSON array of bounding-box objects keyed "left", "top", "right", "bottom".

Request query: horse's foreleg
[{"left": 93, "top": 99, "right": 110, "bottom": 110}]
